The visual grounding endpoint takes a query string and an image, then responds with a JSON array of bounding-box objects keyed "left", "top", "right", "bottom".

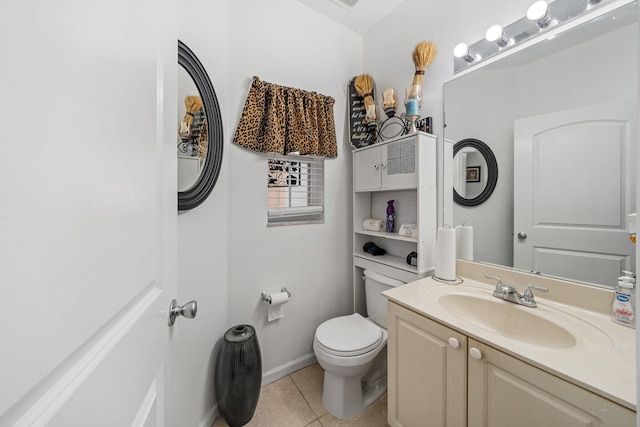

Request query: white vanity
[{"left": 384, "top": 261, "right": 636, "bottom": 427}]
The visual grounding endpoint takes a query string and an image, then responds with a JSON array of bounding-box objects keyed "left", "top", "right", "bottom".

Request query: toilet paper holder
[{"left": 261, "top": 287, "right": 291, "bottom": 304}]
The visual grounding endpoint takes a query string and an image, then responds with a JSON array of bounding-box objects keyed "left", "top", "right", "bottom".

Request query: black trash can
[{"left": 215, "top": 324, "right": 262, "bottom": 427}]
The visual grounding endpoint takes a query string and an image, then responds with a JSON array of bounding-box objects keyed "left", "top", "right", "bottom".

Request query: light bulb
[
  {"left": 453, "top": 43, "right": 469, "bottom": 58},
  {"left": 485, "top": 25, "right": 511, "bottom": 47},
  {"left": 527, "top": 1, "right": 552, "bottom": 28},
  {"left": 453, "top": 43, "right": 477, "bottom": 63}
]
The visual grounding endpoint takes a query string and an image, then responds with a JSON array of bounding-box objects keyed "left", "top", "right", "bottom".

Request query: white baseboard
[
  {"left": 198, "top": 402, "right": 219, "bottom": 427},
  {"left": 261, "top": 352, "right": 317, "bottom": 386}
]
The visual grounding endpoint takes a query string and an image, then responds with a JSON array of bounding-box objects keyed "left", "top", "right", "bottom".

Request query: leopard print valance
[{"left": 233, "top": 77, "right": 337, "bottom": 158}]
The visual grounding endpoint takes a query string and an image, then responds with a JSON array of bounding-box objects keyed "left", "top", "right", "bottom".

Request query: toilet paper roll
[
  {"left": 455, "top": 224, "right": 473, "bottom": 261},
  {"left": 362, "top": 218, "right": 385, "bottom": 232},
  {"left": 435, "top": 226, "right": 456, "bottom": 281},
  {"left": 267, "top": 291, "right": 289, "bottom": 322}
]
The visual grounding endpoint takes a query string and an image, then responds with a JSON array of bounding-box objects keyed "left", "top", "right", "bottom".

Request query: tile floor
[{"left": 212, "top": 363, "right": 389, "bottom": 427}]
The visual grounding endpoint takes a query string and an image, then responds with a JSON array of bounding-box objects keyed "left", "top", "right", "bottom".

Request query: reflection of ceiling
[{"left": 297, "top": 0, "right": 405, "bottom": 34}]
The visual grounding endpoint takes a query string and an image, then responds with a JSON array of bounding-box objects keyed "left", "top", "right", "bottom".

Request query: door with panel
[
  {"left": 0, "top": 0, "right": 179, "bottom": 425},
  {"left": 514, "top": 101, "right": 636, "bottom": 285}
]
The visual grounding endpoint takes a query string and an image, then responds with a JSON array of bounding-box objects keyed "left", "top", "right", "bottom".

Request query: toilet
[{"left": 313, "top": 269, "right": 404, "bottom": 419}]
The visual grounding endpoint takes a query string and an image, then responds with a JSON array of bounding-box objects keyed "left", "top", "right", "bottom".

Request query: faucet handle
[
  {"left": 485, "top": 274, "right": 507, "bottom": 297},
  {"left": 485, "top": 274, "right": 503, "bottom": 286},
  {"left": 523, "top": 285, "right": 548, "bottom": 301}
]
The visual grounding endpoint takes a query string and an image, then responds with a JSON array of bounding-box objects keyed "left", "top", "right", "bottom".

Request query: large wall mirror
[
  {"left": 178, "top": 40, "right": 223, "bottom": 211},
  {"left": 444, "top": 2, "right": 638, "bottom": 289}
]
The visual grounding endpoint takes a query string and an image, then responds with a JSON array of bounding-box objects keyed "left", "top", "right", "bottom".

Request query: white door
[
  {"left": 0, "top": 0, "right": 179, "bottom": 426},
  {"left": 514, "top": 101, "right": 636, "bottom": 286}
]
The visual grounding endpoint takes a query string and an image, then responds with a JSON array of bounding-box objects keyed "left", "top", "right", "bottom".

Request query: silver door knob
[
  {"left": 517, "top": 232, "right": 527, "bottom": 240},
  {"left": 168, "top": 299, "right": 198, "bottom": 326}
]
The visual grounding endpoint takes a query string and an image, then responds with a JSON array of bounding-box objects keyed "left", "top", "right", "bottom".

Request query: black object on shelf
[
  {"left": 406, "top": 251, "right": 418, "bottom": 266},
  {"left": 215, "top": 324, "right": 262, "bottom": 427},
  {"left": 364, "top": 242, "right": 386, "bottom": 256}
]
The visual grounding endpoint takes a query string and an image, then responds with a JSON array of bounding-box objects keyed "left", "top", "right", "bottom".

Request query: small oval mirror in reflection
[
  {"left": 177, "top": 65, "right": 207, "bottom": 192},
  {"left": 453, "top": 138, "right": 498, "bottom": 207},
  {"left": 453, "top": 147, "right": 488, "bottom": 199}
]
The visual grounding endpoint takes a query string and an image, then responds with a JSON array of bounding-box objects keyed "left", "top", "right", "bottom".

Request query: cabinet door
[
  {"left": 354, "top": 146, "right": 382, "bottom": 191},
  {"left": 387, "top": 302, "right": 467, "bottom": 427},
  {"left": 381, "top": 138, "right": 417, "bottom": 189},
  {"left": 467, "top": 339, "right": 635, "bottom": 427}
]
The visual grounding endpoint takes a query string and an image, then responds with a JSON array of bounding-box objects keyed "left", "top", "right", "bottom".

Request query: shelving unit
[{"left": 352, "top": 132, "right": 437, "bottom": 314}]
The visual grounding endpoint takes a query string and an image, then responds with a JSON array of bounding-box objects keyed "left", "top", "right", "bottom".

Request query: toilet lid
[{"left": 315, "top": 313, "right": 383, "bottom": 356}]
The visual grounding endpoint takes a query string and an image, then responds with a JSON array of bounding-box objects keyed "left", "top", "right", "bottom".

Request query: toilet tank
[{"left": 363, "top": 269, "right": 405, "bottom": 329}]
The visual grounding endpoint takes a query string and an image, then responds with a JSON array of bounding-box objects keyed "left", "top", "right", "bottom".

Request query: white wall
[
  {"left": 362, "top": 0, "right": 537, "bottom": 229},
  {"left": 226, "top": 0, "right": 362, "bottom": 377},
  {"left": 177, "top": 1, "right": 230, "bottom": 427}
]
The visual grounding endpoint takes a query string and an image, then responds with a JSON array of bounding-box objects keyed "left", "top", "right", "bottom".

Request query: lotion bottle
[{"left": 611, "top": 271, "right": 636, "bottom": 328}]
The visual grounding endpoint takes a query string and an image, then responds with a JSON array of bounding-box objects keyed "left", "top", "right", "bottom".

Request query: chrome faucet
[{"left": 485, "top": 274, "right": 548, "bottom": 308}]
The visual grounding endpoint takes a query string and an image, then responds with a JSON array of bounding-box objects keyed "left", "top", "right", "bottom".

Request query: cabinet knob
[
  {"left": 380, "top": 163, "right": 386, "bottom": 169},
  {"left": 373, "top": 164, "right": 379, "bottom": 170},
  {"left": 469, "top": 347, "right": 483, "bottom": 360},
  {"left": 448, "top": 337, "right": 460, "bottom": 349}
]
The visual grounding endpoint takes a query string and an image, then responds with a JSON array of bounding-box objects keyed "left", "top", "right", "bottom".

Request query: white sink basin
[{"left": 438, "top": 293, "right": 577, "bottom": 348}]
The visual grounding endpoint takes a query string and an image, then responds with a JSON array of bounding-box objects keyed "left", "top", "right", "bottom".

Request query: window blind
[{"left": 267, "top": 153, "right": 324, "bottom": 225}]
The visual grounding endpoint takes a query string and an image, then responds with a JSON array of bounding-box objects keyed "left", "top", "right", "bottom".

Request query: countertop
[{"left": 383, "top": 275, "right": 636, "bottom": 411}]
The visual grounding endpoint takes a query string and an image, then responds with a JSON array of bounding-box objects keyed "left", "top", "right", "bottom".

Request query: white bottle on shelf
[{"left": 611, "top": 270, "right": 636, "bottom": 328}]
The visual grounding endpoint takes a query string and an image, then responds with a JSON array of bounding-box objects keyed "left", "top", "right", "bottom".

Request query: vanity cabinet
[
  {"left": 387, "top": 301, "right": 467, "bottom": 427},
  {"left": 352, "top": 132, "right": 437, "bottom": 313},
  {"left": 467, "top": 339, "right": 635, "bottom": 427},
  {"left": 387, "top": 301, "right": 635, "bottom": 427}
]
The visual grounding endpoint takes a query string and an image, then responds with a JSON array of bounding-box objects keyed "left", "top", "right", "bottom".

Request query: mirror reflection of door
[
  {"left": 177, "top": 65, "right": 207, "bottom": 192},
  {"left": 514, "top": 101, "right": 636, "bottom": 286},
  {"left": 453, "top": 147, "right": 488, "bottom": 199}
]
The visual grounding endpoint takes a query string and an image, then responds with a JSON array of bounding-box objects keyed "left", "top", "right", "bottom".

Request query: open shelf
[
  {"left": 355, "top": 229, "right": 417, "bottom": 243},
  {"left": 353, "top": 252, "right": 417, "bottom": 274}
]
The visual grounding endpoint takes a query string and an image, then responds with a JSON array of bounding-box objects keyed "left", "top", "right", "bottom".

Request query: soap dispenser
[{"left": 611, "top": 270, "right": 636, "bottom": 328}]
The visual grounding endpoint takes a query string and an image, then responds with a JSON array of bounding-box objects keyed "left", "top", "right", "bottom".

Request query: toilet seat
[{"left": 315, "top": 313, "right": 383, "bottom": 357}]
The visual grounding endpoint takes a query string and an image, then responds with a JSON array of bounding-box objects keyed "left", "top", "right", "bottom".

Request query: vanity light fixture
[
  {"left": 527, "top": 0, "right": 553, "bottom": 28},
  {"left": 485, "top": 25, "right": 511, "bottom": 47},
  {"left": 453, "top": 43, "right": 478, "bottom": 63},
  {"left": 452, "top": 0, "right": 615, "bottom": 74}
]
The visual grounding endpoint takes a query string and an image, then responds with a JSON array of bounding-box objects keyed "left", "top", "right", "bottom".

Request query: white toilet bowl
[
  {"left": 312, "top": 270, "right": 404, "bottom": 419},
  {"left": 313, "top": 313, "right": 388, "bottom": 419}
]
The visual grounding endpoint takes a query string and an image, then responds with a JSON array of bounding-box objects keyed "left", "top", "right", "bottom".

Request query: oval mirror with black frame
[
  {"left": 453, "top": 138, "right": 498, "bottom": 207},
  {"left": 177, "top": 40, "right": 223, "bottom": 211}
]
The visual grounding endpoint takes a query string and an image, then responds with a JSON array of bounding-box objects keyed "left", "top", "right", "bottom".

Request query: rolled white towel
[
  {"left": 399, "top": 223, "right": 418, "bottom": 238},
  {"left": 363, "top": 218, "right": 385, "bottom": 232}
]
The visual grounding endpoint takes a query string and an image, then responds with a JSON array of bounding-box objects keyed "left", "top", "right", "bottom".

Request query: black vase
[{"left": 215, "top": 324, "right": 262, "bottom": 427}]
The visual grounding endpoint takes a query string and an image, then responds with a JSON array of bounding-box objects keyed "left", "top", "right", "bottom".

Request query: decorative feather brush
[
  {"left": 180, "top": 95, "right": 204, "bottom": 138},
  {"left": 354, "top": 74, "right": 377, "bottom": 123},
  {"left": 411, "top": 41, "right": 438, "bottom": 87},
  {"left": 184, "top": 96, "right": 203, "bottom": 123}
]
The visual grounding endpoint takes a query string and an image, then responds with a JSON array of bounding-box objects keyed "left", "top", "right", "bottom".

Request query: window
[{"left": 267, "top": 153, "right": 324, "bottom": 225}]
